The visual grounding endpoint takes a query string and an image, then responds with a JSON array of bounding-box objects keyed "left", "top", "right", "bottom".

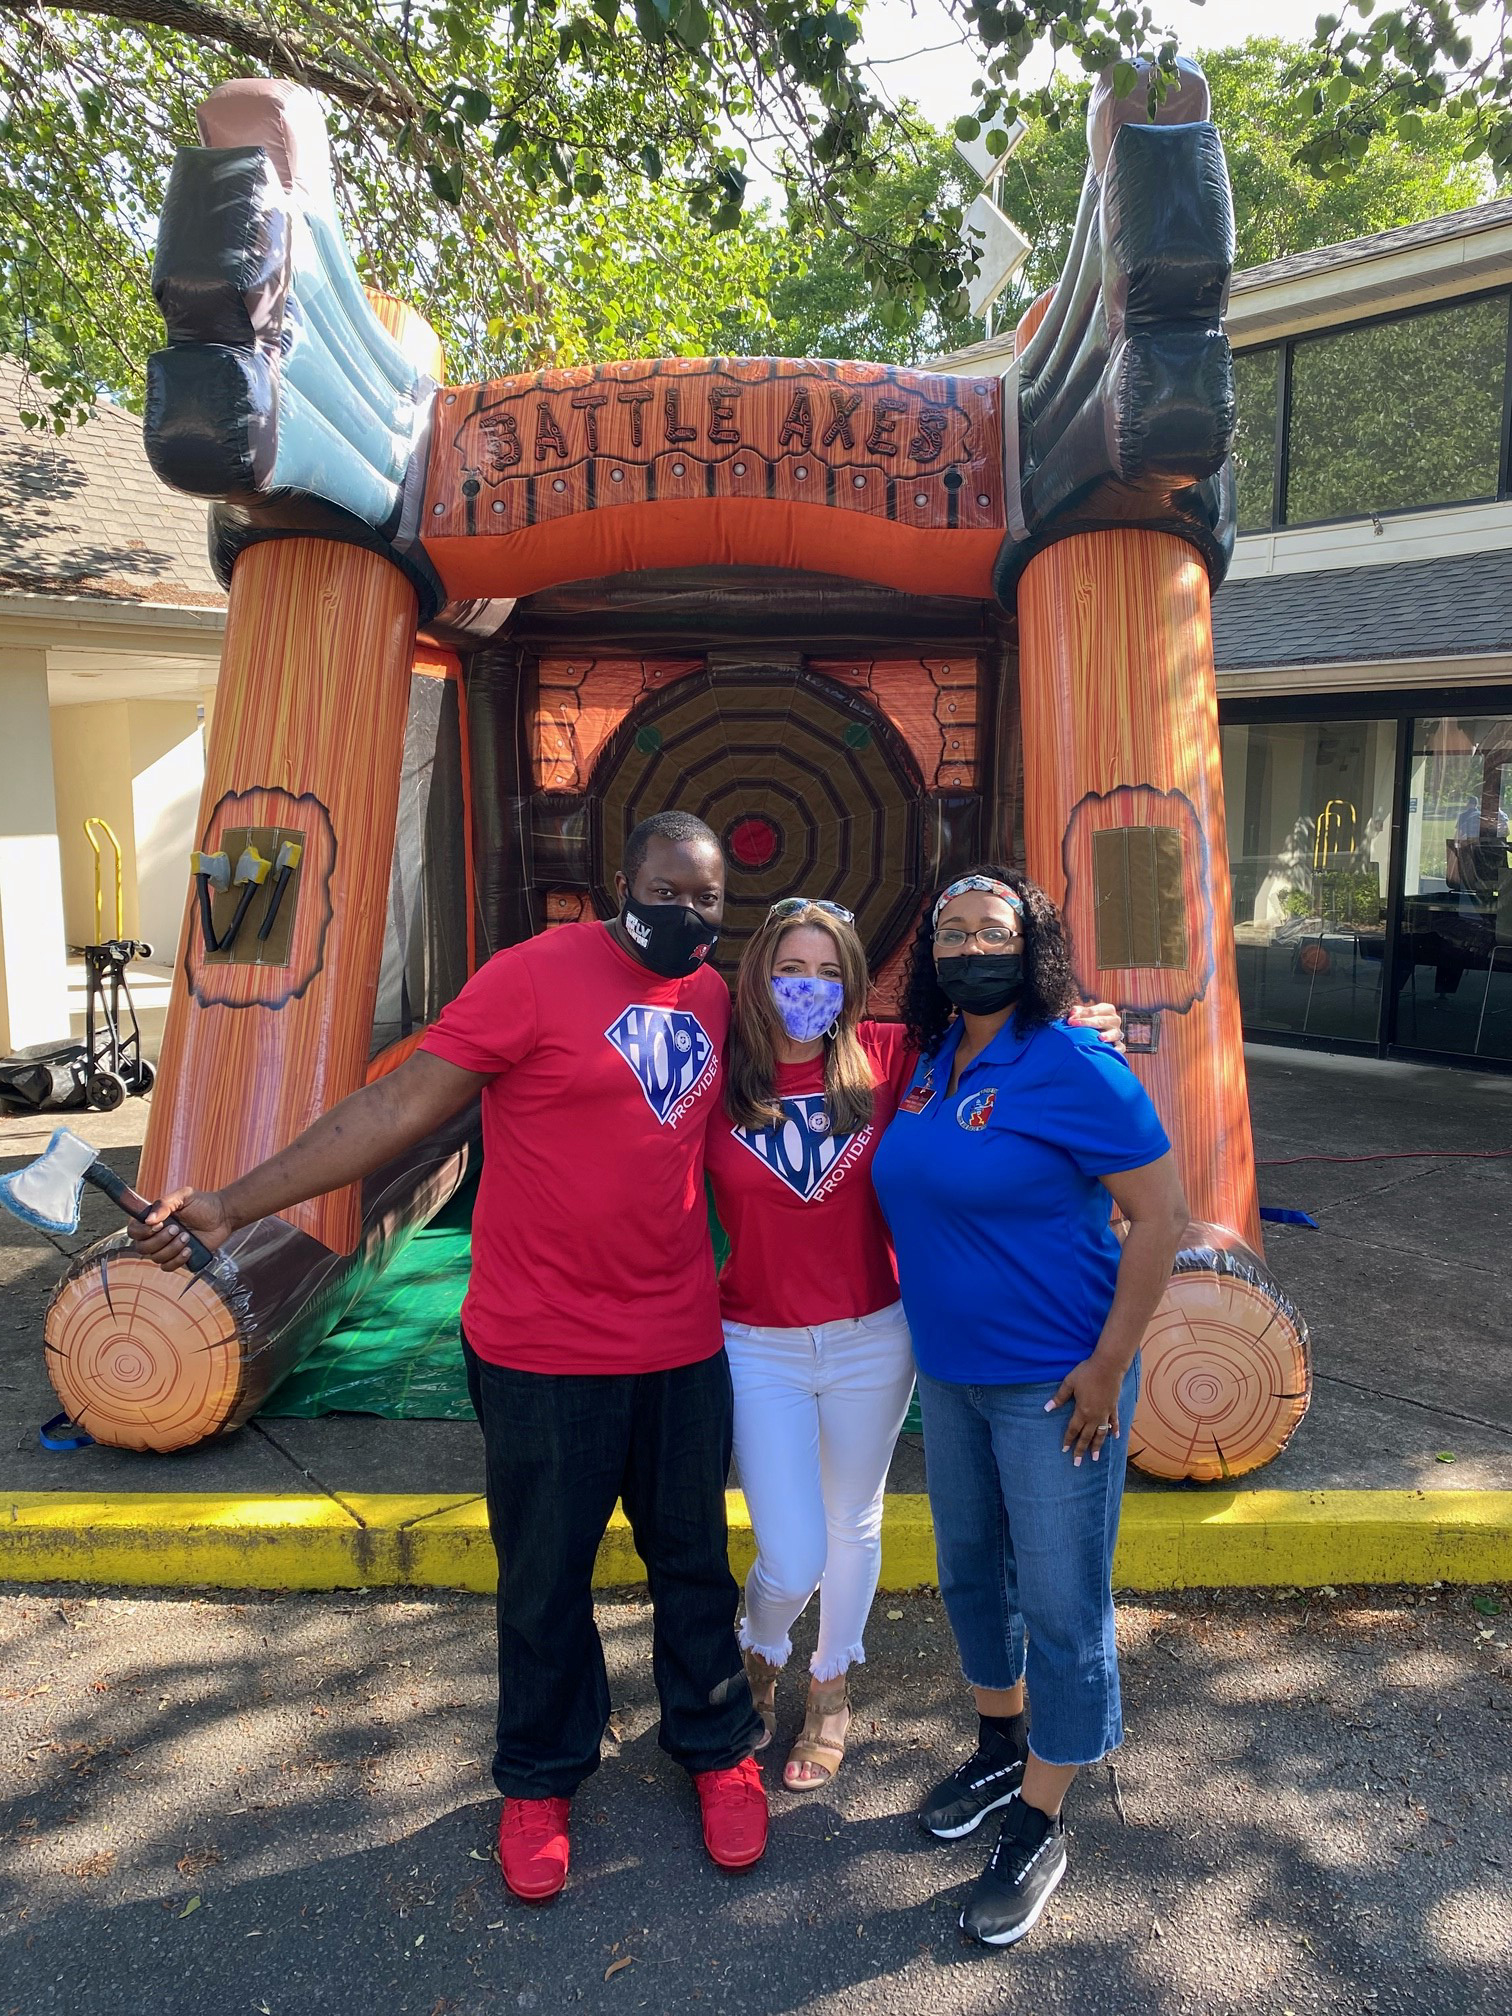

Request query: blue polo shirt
[{"left": 870, "top": 1015, "right": 1170, "bottom": 1386}]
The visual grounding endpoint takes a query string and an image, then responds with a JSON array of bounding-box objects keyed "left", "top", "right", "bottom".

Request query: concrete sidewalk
[
  {"left": 1, "top": 1585, "right": 1509, "bottom": 2016},
  {"left": 1, "top": 1046, "right": 1509, "bottom": 1588}
]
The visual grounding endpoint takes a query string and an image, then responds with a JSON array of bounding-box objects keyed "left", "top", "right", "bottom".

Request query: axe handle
[{"left": 84, "top": 1163, "right": 219, "bottom": 1275}]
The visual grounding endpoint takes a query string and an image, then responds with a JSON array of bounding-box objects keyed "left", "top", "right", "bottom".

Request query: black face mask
[
  {"left": 936, "top": 952, "right": 1024, "bottom": 1016},
  {"left": 620, "top": 896, "right": 720, "bottom": 979}
]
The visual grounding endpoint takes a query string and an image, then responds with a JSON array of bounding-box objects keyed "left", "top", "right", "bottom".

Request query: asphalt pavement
[{"left": 2, "top": 1584, "right": 1509, "bottom": 2016}]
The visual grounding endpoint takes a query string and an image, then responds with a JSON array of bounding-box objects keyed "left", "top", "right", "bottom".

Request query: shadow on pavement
[{"left": 1, "top": 1586, "right": 1508, "bottom": 2016}]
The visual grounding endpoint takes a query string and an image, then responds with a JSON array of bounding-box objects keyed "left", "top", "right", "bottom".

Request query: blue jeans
[{"left": 917, "top": 1359, "right": 1140, "bottom": 1769}]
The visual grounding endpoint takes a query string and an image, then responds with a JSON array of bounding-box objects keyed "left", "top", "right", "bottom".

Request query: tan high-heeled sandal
[
  {"left": 743, "top": 1648, "right": 779, "bottom": 1751},
  {"left": 783, "top": 1682, "right": 851, "bottom": 1791}
]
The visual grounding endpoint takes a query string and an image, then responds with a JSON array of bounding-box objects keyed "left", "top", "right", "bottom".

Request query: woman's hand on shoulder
[
  {"left": 1066, "top": 1001, "right": 1124, "bottom": 1052},
  {"left": 1045, "top": 1353, "right": 1129, "bottom": 1465}
]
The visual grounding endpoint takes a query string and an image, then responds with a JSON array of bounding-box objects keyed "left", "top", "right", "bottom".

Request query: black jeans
[{"left": 463, "top": 1335, "right": 762, "bottom": 1799}]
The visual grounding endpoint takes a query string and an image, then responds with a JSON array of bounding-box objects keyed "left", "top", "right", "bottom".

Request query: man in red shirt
[{"left": 130, "top": 810, "right": 768, "bottom": 1900}]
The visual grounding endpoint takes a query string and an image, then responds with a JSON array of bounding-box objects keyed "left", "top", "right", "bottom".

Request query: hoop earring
[{"left": 825, "top": 1020, "right": 840, "bottom": 1041}]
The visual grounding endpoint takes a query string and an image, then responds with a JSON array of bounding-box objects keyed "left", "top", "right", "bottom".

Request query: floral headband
[{"left": 931, "top": 875, "right": 1025, "bottom": 927}]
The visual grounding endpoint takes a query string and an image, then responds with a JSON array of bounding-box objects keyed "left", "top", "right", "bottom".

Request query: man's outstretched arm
[{"left": 127, "top": 1051, "right": 490, "bottom": 1268}]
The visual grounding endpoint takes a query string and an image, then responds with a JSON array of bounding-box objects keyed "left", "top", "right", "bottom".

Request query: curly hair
[{"left": 900, "top": 864, "right": 1078, "bottom": 1058}]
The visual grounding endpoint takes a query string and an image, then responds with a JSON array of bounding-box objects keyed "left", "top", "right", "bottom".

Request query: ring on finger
[{"left": 1094, "top": 1422, "right": 1112, "bottom": 1435}]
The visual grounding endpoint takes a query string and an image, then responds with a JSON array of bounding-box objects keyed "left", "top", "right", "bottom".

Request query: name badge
[{"left": 899, "top": 1070, "right": 936, "bottom": 1115}]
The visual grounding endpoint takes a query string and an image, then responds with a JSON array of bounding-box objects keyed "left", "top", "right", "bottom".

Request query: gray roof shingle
[
  {"left": 1212, "top": 550, "right": 1512, "bottom": 670},
  {"left": 1230, "top": 197, "right": 1512, "bottom": 296},
  {"left": 0, "top": 358, "right": 224, "bottom": 606}
]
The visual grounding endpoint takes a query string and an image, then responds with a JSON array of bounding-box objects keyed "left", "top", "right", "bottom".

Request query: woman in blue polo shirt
[{"left": 871, "top": 866, "right": 1187, "bottom": 1950}]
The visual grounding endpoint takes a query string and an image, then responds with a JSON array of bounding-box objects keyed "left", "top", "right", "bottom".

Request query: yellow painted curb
[
  {"left": 1116, "top": 1490, "right": 1512, "bottom": 1590},
  {"left": 1, "top": 1489, "right": 1508, "bottom": 1593}
]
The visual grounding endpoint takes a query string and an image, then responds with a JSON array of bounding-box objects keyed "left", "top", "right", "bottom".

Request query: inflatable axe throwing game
[{"left": 39, "top": 63, "right": 1310, "bottom": 1479}]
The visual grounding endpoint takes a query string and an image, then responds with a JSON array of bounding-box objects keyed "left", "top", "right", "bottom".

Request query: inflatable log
[
  {"left": 1012, "top": 65, "right": 1308, "bottom": 1478},
  {"left": 38, "top": 63, "right": 1309, "bottom": 1475}
]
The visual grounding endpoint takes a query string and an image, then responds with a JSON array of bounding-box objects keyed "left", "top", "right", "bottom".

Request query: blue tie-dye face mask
[{"left": 770, "top": 974, "right": 846, "bottom": 1042}]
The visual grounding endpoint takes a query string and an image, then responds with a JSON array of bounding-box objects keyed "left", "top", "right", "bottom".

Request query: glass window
[
  {"left": 1393, "top": 715, "right": 1512, "bottom": 1063},
  {"left": 1283, "top": 293, "right": 1510, "bottom": 525},
  {"left": 1231, "top": 346, "right": 1279, "bottom": 533},
  {"left": 1221, "top": 718, "right": 1398, "bottom": 1043}
]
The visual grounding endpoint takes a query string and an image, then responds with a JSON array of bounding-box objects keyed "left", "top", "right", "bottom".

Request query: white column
[
  {"left": 128, "top": 701, "right": 204, "bottom": 958},
  {"left": 0, "top": 648, "right": 71, "bottom": 1052}
]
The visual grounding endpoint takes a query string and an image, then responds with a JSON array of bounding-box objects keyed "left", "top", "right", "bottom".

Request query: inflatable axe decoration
[{"left": 0, "top": 1128, "right": 225, "bottom": 1277}]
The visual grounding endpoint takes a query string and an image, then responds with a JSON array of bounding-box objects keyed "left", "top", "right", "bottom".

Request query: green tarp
[{"left": 262, "top": 1177, "right": 480, "bottom": 1418}]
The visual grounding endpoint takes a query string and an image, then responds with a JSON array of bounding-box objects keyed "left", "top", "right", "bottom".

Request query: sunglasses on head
[{"left": 767, "top": 897, "right": 856, "bottom": 926}]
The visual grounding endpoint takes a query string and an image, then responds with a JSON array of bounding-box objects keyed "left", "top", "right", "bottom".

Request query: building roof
[
  {"left": 931, "top": 196, "right": 1512, "bottom": 372},
  {"left": 0, "top": 358, "right": 225, "bottom": 607},
  {"left": 1212, "top": 549, "right": 1511, "bottom": 671},
  {"left": 1229, "top": 197, "right": 1512, "bottom": 297}
]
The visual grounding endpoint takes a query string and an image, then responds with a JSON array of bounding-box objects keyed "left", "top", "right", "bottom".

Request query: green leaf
[
  {"left": 426, "top": 161, "right": 466, "bottom": 206},
  {"left": 634, "top": 0, "right": 672, "bottom": 41},
  {"left": 673, "top": 0, "right": 711, "bottom": 51},
  {"left": 1471, "top": 1595, "right": 1502, "bottom": 1616},
  {"left": 640, "top": 143, "right": 663, "bottom": 181},
  {"left": 954, "top": 115, "right": 981, "bottom": 142},
  {"left": 1435, "top": 1451, "right": 1456, "bottom": 1463},
  {"left": 452, "top": 86, "right": 492, "bottom": 125}
]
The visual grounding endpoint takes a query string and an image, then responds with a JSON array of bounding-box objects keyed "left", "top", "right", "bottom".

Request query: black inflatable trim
[
  {"left": 205, "top": 502, "right": 449, "bottom": 623},
  {"left": 993, "top": 69, "right": 1240, "bottom": 604}
]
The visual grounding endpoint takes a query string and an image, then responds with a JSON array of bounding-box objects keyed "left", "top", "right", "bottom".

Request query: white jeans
[{"left": 724, "top": 1300, "right": 916, "bottom": 1684}]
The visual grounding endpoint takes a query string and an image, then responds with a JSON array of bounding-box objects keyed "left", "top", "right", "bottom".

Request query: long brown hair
[{"left": 725, "top": 904, "right": 876, "bottom": 1136}]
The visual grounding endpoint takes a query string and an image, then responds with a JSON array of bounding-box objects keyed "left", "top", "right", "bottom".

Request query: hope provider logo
[
  {"left": 605, "top": 1006, "right": 717, "bottom": 1127},
  {"left": 733, "top": 1094, "right": 873, "bottom": 1202}
]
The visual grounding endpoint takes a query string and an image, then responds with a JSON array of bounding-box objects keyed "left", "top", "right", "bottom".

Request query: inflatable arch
[{"left": 43, "top": 64, "right": 1310, "bottom": 1481}]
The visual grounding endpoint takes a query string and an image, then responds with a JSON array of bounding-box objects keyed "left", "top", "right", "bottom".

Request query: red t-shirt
[
  {"left": 420, "top": 921, "right": 729, "bottom": 1374},
  {"left": 704, "top": 1021, "right": 915, "bottom": 1329}
]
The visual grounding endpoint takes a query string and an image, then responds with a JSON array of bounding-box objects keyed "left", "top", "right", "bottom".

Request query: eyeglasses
[
  {"left": 768, "top": 897, "right": 856, "bottom": 925},
  {"left": 934, "top": 925, "right": 1023, "bottom": 951}
]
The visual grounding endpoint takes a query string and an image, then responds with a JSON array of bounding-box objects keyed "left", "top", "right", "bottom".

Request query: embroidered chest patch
[
  {"left": 733, "top": 1094, "right": 871, "bottom": 1201},
  {"left": 605, "top": 1006, "right": 716, "bottom": 1126},
  {"left": 956, "top": 1087, "right": 998, "bottom": 1131}
]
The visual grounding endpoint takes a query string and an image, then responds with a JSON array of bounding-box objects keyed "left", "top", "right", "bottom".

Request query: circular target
[
  {"left": 45, "top": 1246, "right": 245, "bottom": 1451},
  {"left": 592, "top": 668, "right": 923, "bottom": 974},
  {"left": 1130, "top": 1240, "right": 1311, "bottom": 1482},
  {"left": 725, "top": 813, "right": 782, "bottom": 869}
]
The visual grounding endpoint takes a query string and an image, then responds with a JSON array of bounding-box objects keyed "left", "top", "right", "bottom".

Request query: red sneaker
[
  {"left": 693, "top": 1757, "right": 769, "bottom": 1871},
  {"left": 497, "top": 1797, "right": 571, "bottom": 1901}
]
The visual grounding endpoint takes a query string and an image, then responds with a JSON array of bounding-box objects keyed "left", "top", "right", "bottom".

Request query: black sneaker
[
  {"left": 917, "top": 1740, "right": 1025, "bottom": 1839},
  {"left": 959, "top": 1793, "right": 1067, "bottom": 1946}
]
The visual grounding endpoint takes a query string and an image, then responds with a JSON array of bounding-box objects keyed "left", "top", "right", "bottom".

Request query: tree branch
[{"left": 0, "top": 0, "right": 413, "bottom": 122}]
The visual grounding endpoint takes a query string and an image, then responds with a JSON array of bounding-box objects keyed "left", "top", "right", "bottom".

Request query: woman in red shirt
[
  {"left": 705, "top": 898, "right": 1124, "bottom": 1792},
  {"left": 704, "top": 898, "right": 915, "bottom": 1792}
]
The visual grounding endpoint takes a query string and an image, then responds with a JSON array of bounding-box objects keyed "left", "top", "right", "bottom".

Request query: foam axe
[{"left": 0, "top": 1128, "right": 221, "bottom": 1274}]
